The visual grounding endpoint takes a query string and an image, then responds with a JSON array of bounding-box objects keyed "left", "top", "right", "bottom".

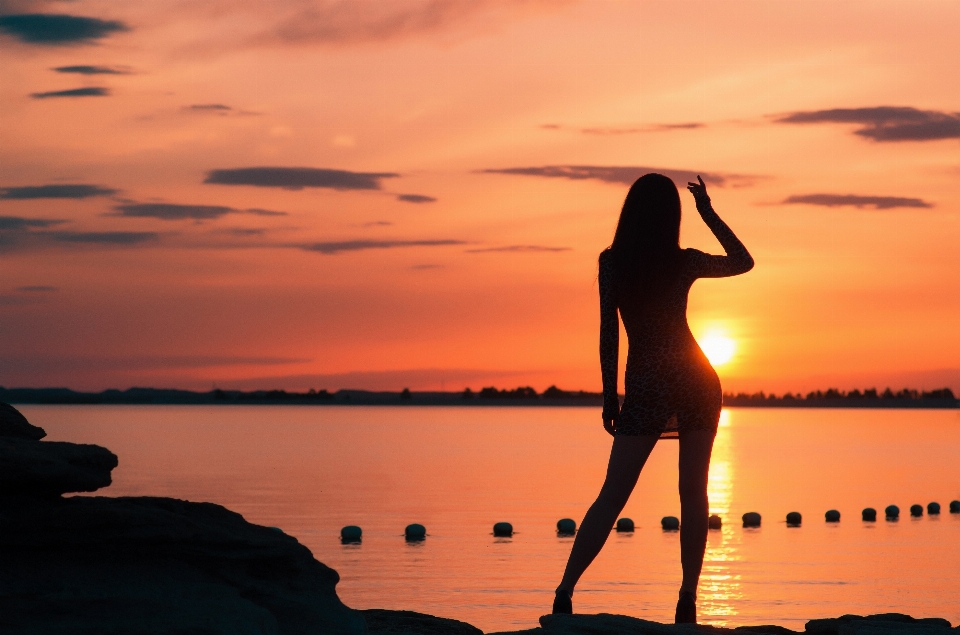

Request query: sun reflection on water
[{"left": 701, "top": 408, "right": 742, "bottom": 625}]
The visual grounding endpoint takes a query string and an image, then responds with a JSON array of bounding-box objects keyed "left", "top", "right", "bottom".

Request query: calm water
[{"left": 24, "top": 405, "right": 960, "bottom": 632}]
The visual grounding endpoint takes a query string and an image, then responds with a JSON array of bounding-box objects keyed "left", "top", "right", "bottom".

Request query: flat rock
[
  {"left": 0, "top": 495, "right": 365, "bottom": 634},
  {"left": 364, "top": 609, "right": 483, "bottom": 634},
  {"left": 0, "top": 436, "right": 117, "bottom": 497},
  {"left": 805, "top": 613, "right": 954, "bottom": 634},
  {"left": 538, "top": 613, "right": 800, "bottom": 634},
  {"left": 0, "top": 402, "right": 45, "bottom": 440}
]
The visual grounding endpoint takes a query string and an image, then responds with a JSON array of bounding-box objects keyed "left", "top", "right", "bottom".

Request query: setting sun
[{"left": 699, "top": 334, "right": 736, "bottom": 366}]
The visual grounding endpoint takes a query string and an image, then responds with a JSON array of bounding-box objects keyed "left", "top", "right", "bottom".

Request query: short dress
[{"left": 599, "top": 208, "right": 753, "bottom": 438}]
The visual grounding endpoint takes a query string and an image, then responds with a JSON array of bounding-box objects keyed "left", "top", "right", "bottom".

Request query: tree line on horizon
[{"left": 723, "top": 387, "right": 956, "bottom": 403}]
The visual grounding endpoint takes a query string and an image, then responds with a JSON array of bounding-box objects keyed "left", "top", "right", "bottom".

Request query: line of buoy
[
  {"left": 742, "top": 512, "right": 761, "bottom": 527},
  {"left": 556, "top": 518, "right": 576, "bottom": 536},
  {"left": 661, "top": 516, "right": 680, "bottom": 531},
  {"left": 405, "top": 523, "right": 426, "bottom": 541},
  {"left": 493, "top": 522, "right": 513, "bottom": 537},
  {"left": 339, "top": 500, "right": 960, "bottom": 543}
]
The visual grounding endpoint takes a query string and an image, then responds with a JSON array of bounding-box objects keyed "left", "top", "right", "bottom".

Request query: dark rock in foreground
[
  {"left": 535, "top": 613, "right": 798, "bottom": 633},
  {"left": 0, "top": 436, "right": 118, "bottom": 497},
  {"left": 0, "top": 495, "right": 365, "bottom": 634},
  {"left": 805, "top": 613, "right": 955, "bottom": 634},
  {"left": 364, "top": 609, "right": 482, "bottom": 634},
  {"left": 0, "top": 401, "right": 46, "bottom": 439}
]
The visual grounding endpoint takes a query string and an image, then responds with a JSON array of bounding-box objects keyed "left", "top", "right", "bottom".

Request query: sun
[{"left": 699, "top": 333, "right": 736, "bottom": 366}]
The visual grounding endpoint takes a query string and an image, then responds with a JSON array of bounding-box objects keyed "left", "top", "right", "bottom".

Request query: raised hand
[{"left": 686, "top": 175, "right": 712, "bottom": 213}]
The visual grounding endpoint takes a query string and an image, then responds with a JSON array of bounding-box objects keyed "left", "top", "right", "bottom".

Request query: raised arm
[
  {"left": 686, "top": 176, "right": 754, "bottom": 278},
  {"left": 598, "top": 250, "right": 620, "bottom": 433}
]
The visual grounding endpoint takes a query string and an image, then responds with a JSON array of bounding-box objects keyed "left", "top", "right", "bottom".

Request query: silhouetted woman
[{"left": 553, "top": 174, "right": 753, "bottom": 623}]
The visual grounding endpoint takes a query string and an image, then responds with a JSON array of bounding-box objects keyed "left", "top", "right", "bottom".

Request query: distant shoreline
[{"left": 3, "top": 386, "right": 957, "bottom": 408}]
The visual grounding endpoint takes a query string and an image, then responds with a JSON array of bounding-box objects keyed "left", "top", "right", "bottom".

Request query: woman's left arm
[{"left": 686, "top": 176, "right": 754, "bottom": 277}]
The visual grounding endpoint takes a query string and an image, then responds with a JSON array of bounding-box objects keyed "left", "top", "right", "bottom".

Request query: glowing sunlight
[{"left": 699, "top": 333, "right": 736, "bottom": 366}]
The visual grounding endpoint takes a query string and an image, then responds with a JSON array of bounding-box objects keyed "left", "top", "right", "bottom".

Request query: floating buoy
[
  {"left": 927, "top": 502, "right": 940, "bottom": 515},
  {"left": 742, "top": 512, "right": 761, "bottom": 527},
  {"left": 493, "top": 522, "right": 513, "bottom": 537},
  {"left": 862, "top": 508, "right": 877, "bottom": 522},
  {"left": 885, "top": 505, "right": 899, "bottom": 520},
  {"left": 910, "top": 504, "right": 923, "bottom": 517},
  {"left": 661, "top": 516, "right": 680, "bottom": 531},
  {"left": 405, "top": 523, "right": 426, "bottom": 541},
  {"left": 556, "top": 518, "right": 576, "bottom": 535},
  {"left": 825, "top": 509, "right": 840, "bottom": 523},
  {"left": 616, "top": 518, "right": 635, "bottom": 532},
  {"left": 340, "top": 525, "right": 362, "bottom": 543},
  {"left": 786, "top": 511, "right": 802, "bottom": 526},
  {"left": 951, "top": 501, "right": 960, "bottom": 514},
  {"left": 708, "top": 514, "right": 722, "bottom": 530}
]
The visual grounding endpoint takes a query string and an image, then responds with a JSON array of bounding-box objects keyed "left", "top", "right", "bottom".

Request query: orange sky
[{"left": 2, "top": 0, "right": 958, "bottom": 393}]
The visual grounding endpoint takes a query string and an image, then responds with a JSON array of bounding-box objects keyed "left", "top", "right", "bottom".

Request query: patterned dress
[{"left": 599, "top": 204, "right": 753, "bottom": 438}]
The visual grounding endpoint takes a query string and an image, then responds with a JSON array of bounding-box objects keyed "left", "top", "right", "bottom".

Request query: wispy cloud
[
  {"left": 775, "top": 107, "right": 960, "bottom": 142},
  {"left": 16, "top": 285, "right": 58, "bottom": 292},
  {"left": 782, "top": 194, "right": 934, "bottom": 210},
  {"left": 0, "top": 355, "right": 310, "bottom": 375},
  {"left": 583, "top": 123, "right": 704, "bottom": 135},
  {"left": 0, "top": 13, "right": 128, "bottom": 45},
  {"left": 30, "top": 87, "right": 109, "bottom": 99},
  {"left": 362, "top": 221, "right": 393, "bottom": 227},
  {"left": 53, "top": 65, "right": 128, "bottom": 75},
  {"left": 260, "top": 0, "right": 569, "bottom": 46},
  {"left": 184, "top": 103, "right": 231, "bottom": 112},
  {"left": 466, "top": 244, "right": 571, "bottom": 253},
  {"left": 45, "top": 231, "right": 158, "bottom": 245},
  {"left": 205, "top": 166, "right": 398, "bottom": 191},
  {"left": 481, "top": 165, "right": 756, "bottom": 188},
  {"left": 111, "top": 203, "right": 287, "bottom": 221},
  {"left": 0, "top": 184, "right": 117, "bottom": 199},
  {"left": 0, "top": 216, "right": 67, "bottom": 229},
  {"left": 540, "top": 122, "right": 704, "bottom": 135},
  {"left": 301, "top": 239, "right": 465, "bottom": 255},
  {"left": 396, "top": 194, "right": 436, "bottom": 203}
]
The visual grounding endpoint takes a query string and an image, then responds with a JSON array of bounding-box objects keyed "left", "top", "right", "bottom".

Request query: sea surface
[{"left": 24, "top": 405, "right": 960, "bottom": 632}]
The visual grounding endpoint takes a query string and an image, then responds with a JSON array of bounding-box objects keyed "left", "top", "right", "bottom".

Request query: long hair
[{"left": 604, "top": 173, "right": 682, "bottom": 299}]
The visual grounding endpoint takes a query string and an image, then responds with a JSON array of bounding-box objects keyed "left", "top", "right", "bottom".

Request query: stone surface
[
  {"left": 0, "top": 495, "right": 365, "bottom": 635},
  {"left": 537, "top": 613, "right": 800, "bottom": 634},
  {"left": 364, "top": 609, "right": 482, "bottom": 635},
  {"left": 805, "top": 613, "right": 953, "bottom": 634},
  {"left": 0, "top": 436, "right": 117, "bottom": 497},
  {"left": 0, "top": 402, "right": 46, "bottom": 440}
]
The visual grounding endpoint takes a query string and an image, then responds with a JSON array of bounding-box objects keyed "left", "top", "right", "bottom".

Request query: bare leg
[
  {"left": 557, "top": 435, "right": 659, "bottom": 593},
  {"left": 677, "top": 430, "right": 716, "bottom": 595}
]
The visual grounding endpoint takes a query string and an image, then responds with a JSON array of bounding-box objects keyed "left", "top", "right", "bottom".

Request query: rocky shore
[{"left": 1, "top": 402, "right": 956, "bottom": 634}]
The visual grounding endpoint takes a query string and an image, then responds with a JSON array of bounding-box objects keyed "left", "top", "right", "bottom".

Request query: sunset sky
[{"left": 2, "top": 0, "right": 958, "bottom": 394}]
